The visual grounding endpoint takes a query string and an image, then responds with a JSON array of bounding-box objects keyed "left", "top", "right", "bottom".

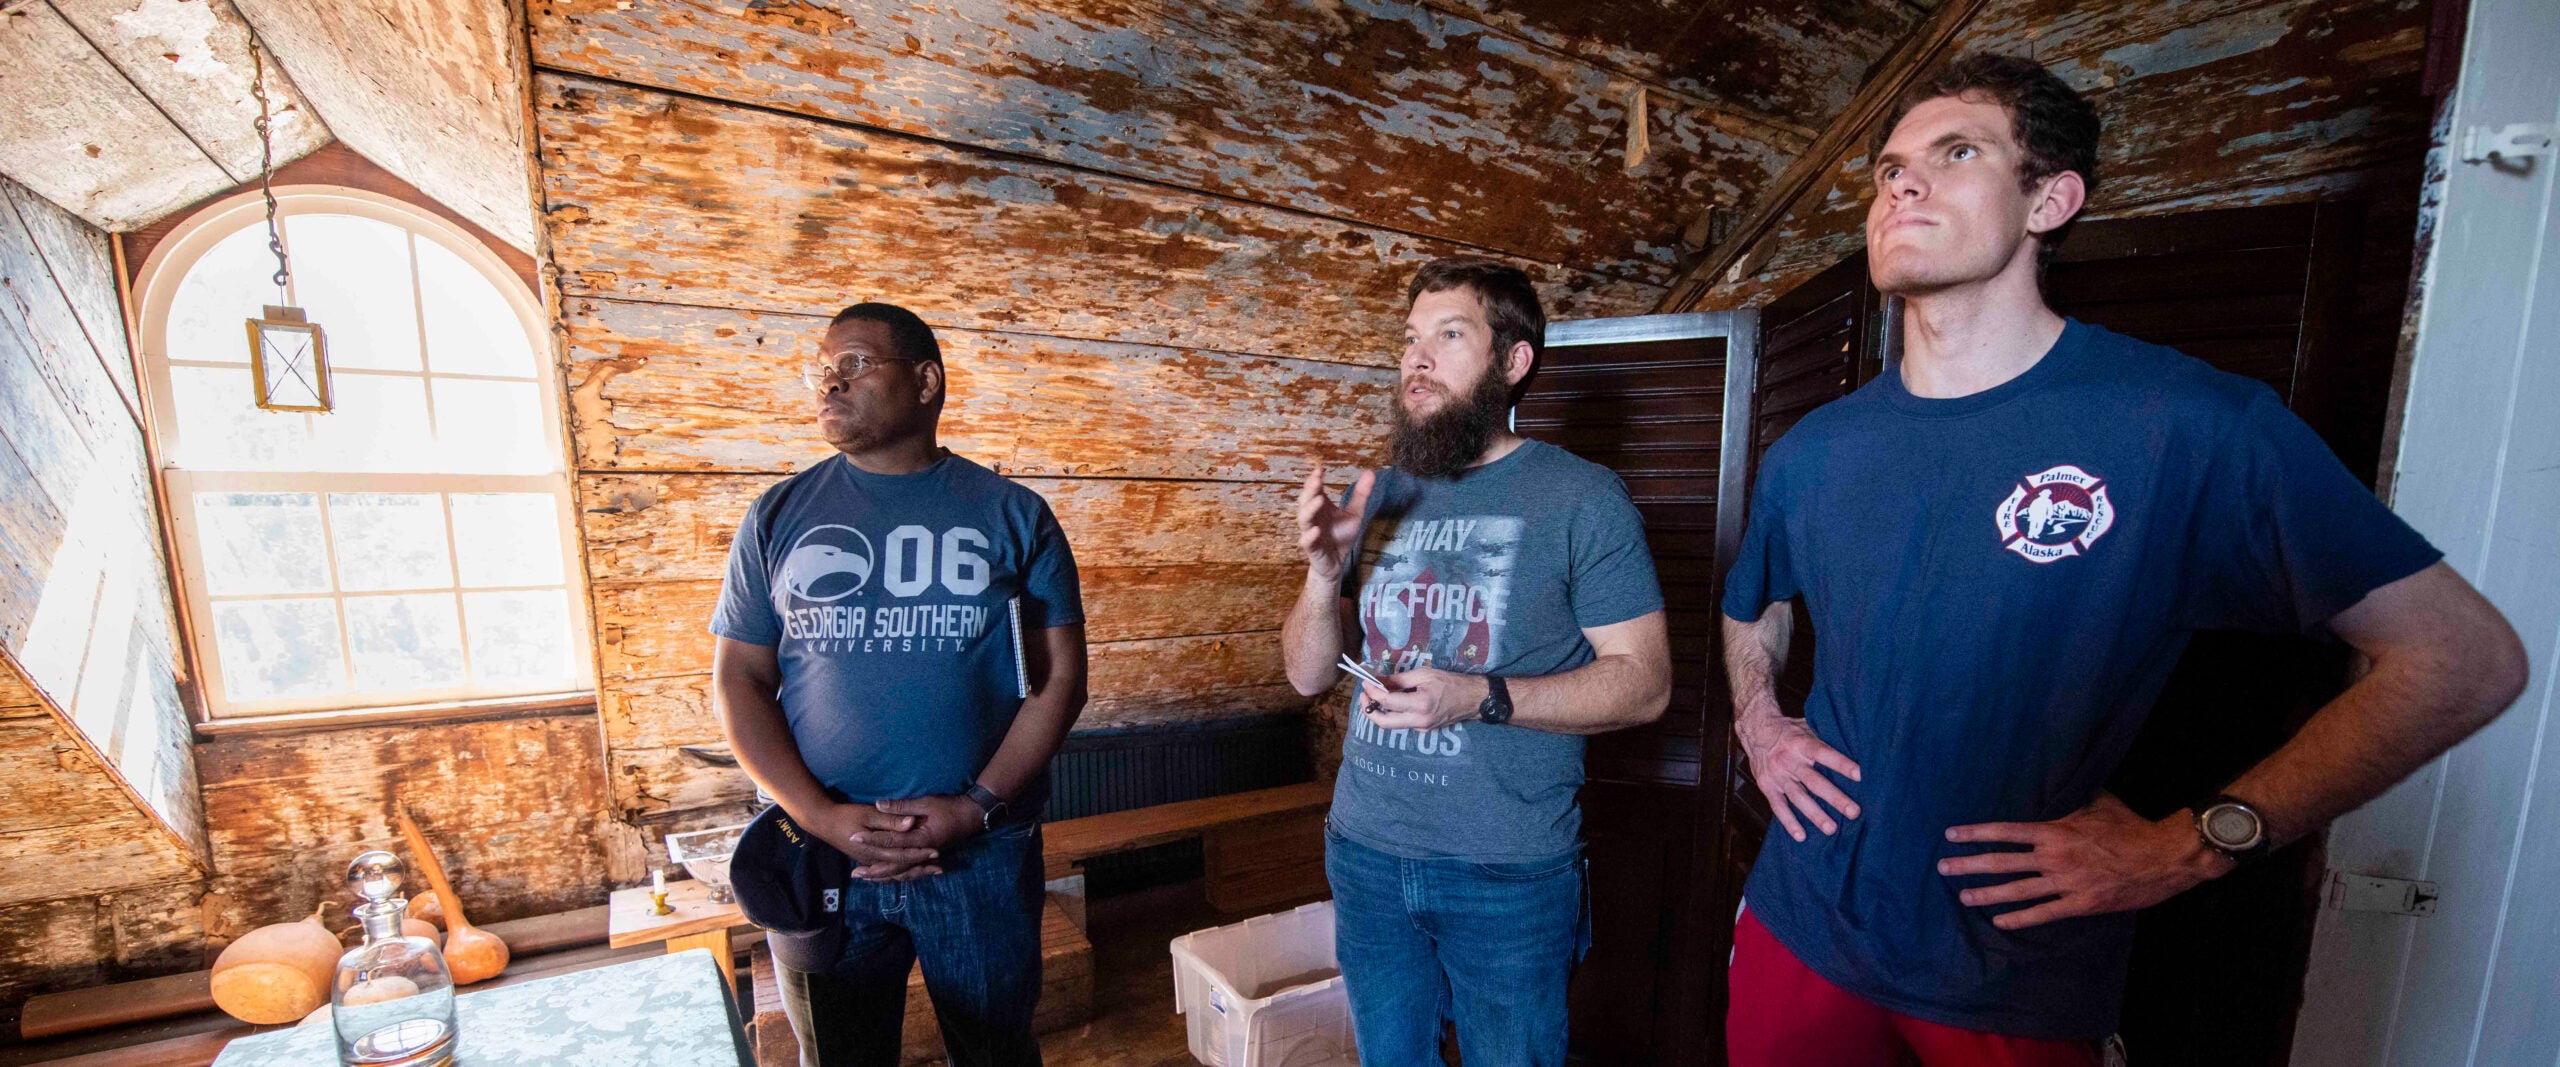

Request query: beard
[{"left": 1388, "top": 362, "right": 1512, "bottom": 480}]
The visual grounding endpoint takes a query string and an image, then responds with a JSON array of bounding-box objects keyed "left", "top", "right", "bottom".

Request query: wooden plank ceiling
[
  {"left": 0, "top": 0, "right": 538, "bottom": 251},
  {"left": 0, "top": 0, "right": 328, "bottom": 231},
  {"left": 1674, "top": 0, "right": 2435, "bottom": 308}
]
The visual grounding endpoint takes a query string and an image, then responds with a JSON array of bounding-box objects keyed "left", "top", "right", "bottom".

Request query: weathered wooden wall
[
  {"left": 522, "top": 0, "right": 1860, "bottom": 821},
  {"left": 0, "top": 705, "right": 631, "bottom": 1009},
  {"left": 0, "top": 172, "right": 209, "bottom": 1004},
  {"left": 1696, "top": 0, "right": 2435, "bottom": 309}
]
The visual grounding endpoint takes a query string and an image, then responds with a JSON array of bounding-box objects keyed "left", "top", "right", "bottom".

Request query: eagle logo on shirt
[
  {"left": 1995, "top": 465, "right": 2115, "bottom": 563},
  {"left": 780, "top": 524, "right": 875, "bottom": 602}
]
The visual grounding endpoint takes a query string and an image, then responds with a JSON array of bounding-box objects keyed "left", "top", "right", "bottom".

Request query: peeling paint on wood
[
  {"left": 564, "top": 297, "right": 1395, "bottom": 478},
  {"left": 50, "top": 0, "right": 332, "bottom": 187},
  {"left": 3, "top": 178, "right": 142, "bottom": 413},
  {"left": 535, "top": 74, "right": 1663, "bottom": 364},
  {"left": 0, "top": 182, "right": 206, "bottom": 908},
  {"left": 1699, "top": 0, "right": 2432, "bottom": 309},
  {"left": 1434, "top": 0, "right": 1922, "bottom": 122},
  {"left": 0, "top": 6, "right": 235, "bottom": 231},
  {"left": 529, "top": 0, "right": 1798, "bottom": 283},
  {"left": 228, "top": 0, "right": 537, "bottom": 250}
]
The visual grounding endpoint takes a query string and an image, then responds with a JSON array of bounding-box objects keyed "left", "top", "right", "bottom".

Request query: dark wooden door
[
  {"left": 1702, "top": 201, "right": 2381, "bottom": 1065},
  {"left": 2054, "top": 201, "right": 2371, "bottom": 1067},
  {"left": 1513, "top": 313, "right": 1752, "bottom": 1066},
  {"left": 1698, "top": 253, "right": 1897, "bottom": 1064}
]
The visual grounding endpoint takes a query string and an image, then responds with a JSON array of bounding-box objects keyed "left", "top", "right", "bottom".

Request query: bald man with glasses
[{"left": 711, "top": 302, "right": 1088, "bottom": 1066}]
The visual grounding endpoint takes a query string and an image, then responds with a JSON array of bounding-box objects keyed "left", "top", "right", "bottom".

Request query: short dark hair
[
  {"left": 1871, "top": 53, "right": 2101, "bottom": 265},
  {"left": 829, "top": 302, "right": 943, "bottom": 367},
  {"left": 1406, "top": 256, "right": 1545, "bottom": 405}
]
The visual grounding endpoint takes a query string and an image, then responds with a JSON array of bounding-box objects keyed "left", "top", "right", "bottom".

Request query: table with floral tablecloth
[{"left": 211, "top": 948, "right": 751, "bottom": 1067}]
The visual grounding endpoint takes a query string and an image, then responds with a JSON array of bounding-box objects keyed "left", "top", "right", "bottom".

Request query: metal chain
[{"left": 250, "top": 36, "right": 288, "bottom": 303}]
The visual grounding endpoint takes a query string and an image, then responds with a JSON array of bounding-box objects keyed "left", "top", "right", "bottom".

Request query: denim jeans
[
  {"left": 774, "top": 820, "right": 1045, "bottom": 1067},
  {"left": 1324, "top": 823, "right": 1590, "bottom": 1067}
]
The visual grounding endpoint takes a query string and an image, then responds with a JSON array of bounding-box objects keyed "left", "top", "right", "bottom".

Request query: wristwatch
[
  {"left": 962, "top": 781, "right": 1010, "bottom": 831},
  {"left": 1476, "top": 675, "right": 1514, "bottom": 726},
  {"left": 2194, "top": 793, "right": 2270, "bottom": 863}
]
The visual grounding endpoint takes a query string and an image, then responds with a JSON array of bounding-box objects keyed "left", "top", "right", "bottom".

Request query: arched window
[{"left": 135, "top": 188, "right": 590, "bottom": 719}]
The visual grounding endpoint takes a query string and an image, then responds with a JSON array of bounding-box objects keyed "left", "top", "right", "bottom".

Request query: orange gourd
[
  {"left": 410, "top": 890, "right": 446, "bottom": 929},
  {"left": 209, "top": 903, "right": 343, "bottom": 1024},
  {"left": 394, "top": 805, "right": 509, "bottom": 984}
]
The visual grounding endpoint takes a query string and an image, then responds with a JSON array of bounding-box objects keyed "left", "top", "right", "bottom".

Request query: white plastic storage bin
[{"left": 1170, "top": 900, "right": 1356, "bottom": 1067}]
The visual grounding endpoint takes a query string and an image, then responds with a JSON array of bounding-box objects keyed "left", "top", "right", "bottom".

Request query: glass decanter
[{"left": 331, "top": 850, "right": 459, "bottom": 1067}]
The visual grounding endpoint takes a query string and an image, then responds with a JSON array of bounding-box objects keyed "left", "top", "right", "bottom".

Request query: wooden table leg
[{"left": 666, "top": 927, "right": 736, "bottom": 983}]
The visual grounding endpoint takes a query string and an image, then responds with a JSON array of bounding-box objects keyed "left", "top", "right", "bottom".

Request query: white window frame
[{"left": 132, "top": 186, "right": 594, "bottom": 721}]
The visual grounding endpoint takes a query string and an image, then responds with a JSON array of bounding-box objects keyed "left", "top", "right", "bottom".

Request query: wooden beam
[{"left": 1655, "top": 0, "right": 1993, "bottom": 313}]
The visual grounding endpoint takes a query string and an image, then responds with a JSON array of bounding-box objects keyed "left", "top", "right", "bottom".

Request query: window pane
[
  {"left": 283, "top": 215, "right": 420, "bottom": 371},
  {"left": 194, "top": 492, "right": 331, "bottom": 595},
  {"left": 464, "top": 589, "right": 574, "bottom": 688},
  {"left": 170, "top": 365, "right": 310, "bottom": 470},
  {"left": 417, "top": 239, "right": 536, "bottom": 377},
  {"left": 432, "top": 379, "right": 552, "bottom": 474},
  {"left": 307, "top": 374, "right": 433, "bottom": 472},
  {"left": 451, "top": 493, "right": 563, "bottom": 587},
  {"left": 212, "top": 598, "right": 346, "bottom": 702},
  {"left": 345, "top": 594, "right": 466, "bottom": 691},
  {"left": 328, "top": 493, "right": 451, "bottom": 592},
  {"left": 165, "top": 225, "right": 275, "bottom": 364}
]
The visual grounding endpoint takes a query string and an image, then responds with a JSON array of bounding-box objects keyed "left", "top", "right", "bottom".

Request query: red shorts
[{"left": 1727, "top": 907, "right": 2103, "bottom": 1067}]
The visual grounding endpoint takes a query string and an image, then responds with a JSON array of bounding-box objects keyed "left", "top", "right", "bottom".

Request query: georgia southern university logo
[
  {"left": 781, "top": 524, "right": 875, "bottom": 602},
  {"left": 773, "top": 522, "right": 1002, "bottom": 655},
  {"left": 1995, "top": 464, "right": 2115, "bottom": 563}
]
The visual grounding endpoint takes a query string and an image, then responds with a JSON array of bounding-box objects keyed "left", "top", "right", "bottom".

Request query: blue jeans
[
  {"left": 1324, "top": 824, "right": 1590, "bottom": 1067},
  {"left": 774, "top": 820, "right": 1044, "bottom": 1067}
]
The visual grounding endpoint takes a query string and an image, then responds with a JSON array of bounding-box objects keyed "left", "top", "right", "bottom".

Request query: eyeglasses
[{"left": 800, "top": 351, "right": 926, "bottom": 391}]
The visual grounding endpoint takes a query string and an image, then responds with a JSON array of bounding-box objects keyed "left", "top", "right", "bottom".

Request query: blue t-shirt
[
  {"left": 1719, "top": 320, "right": 2439, "bottom": 1040},
  {"left": 709, "top": 452, "right": 1082, "bottom": 810}
]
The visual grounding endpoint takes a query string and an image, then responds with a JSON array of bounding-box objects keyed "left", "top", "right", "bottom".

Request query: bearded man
[{"left": 1279, "top": 256, "right": 1674, "bottom": 1066}]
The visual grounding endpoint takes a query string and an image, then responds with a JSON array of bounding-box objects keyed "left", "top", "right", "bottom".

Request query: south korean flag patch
[{"left": 1996, "top": 464, "right": 2115, "bottom": 563}]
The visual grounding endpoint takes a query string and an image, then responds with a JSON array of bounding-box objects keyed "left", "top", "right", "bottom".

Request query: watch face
[{"left": 2204, "top": 804, "right": 2262, "bottom": 849}]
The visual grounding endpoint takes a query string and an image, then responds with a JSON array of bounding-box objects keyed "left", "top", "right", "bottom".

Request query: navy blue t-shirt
[
  {"left": 710, "top": 452, "right": 1082, "bottom": 810},
  {"left": 1719, "top": 320, "right": 2439, "bottom": 1039}
]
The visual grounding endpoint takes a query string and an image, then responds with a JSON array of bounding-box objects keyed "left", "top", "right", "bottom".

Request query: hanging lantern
[
  {"left": 240, "top": 33, "right": 331, "bottom": 412},
  {"left": 247, "top": 304, "right": 331, "bottom": 411}
]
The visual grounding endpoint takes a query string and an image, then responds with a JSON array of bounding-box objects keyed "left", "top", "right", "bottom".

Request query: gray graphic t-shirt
[
  {"left": 708, "top": 452, "right": 1081, "bottom": 809},
  {"left": 1330, "top": 440, "right": 1663, "bottom": 861}
]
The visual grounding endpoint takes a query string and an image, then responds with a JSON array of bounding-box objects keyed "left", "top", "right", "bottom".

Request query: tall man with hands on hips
[
  {"left": 710, "top": 302, "right": 1086, "bottom": 1067},
  {"left": 1719, "top": 54, "right": 2527, "bottom": 1066},
  {"left": 1282, "top": 256, "right": 1674, "bottom": 1067}
]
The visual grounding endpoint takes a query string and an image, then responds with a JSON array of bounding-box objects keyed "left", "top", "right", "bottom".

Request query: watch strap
[
  {"left": 1477, "top": 675, "right": 1513, "bottom": 725},
  {"left": 962, "top": 781, "right": 1006, "bottom": 830}
]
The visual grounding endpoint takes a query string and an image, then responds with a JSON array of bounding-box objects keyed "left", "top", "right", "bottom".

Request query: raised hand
[
  {"left": 1736, "top": 711, "right": 1862, "bottom": 842},
  {"left": 1297, "top": 463, "right": 1375, "bottom": 582}
]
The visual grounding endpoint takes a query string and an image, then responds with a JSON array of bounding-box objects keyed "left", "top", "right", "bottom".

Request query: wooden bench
[{"left": 1042, "top": 780, "right": 1332, "bottom": 916}]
